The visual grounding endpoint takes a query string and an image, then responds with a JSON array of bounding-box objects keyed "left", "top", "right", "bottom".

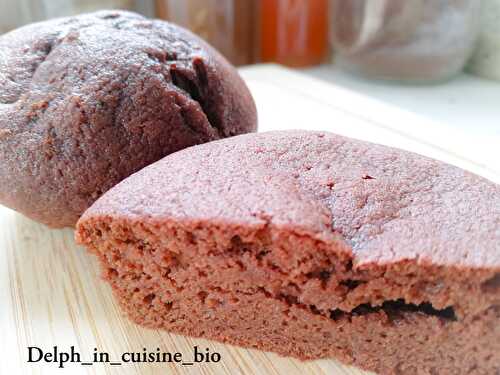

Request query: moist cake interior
[{"left": 78, "top": 217, "right": 500, "bottom": 374}]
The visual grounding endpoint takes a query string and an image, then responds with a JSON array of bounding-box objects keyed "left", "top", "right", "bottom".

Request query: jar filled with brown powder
[{"left": 330, "top": 0, "right": 481, "bottom": 83}]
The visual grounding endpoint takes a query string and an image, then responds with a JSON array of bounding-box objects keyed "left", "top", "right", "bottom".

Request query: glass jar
[
  {"left": 330, "top": 0, "right": 481, "bottom": 83},
  {"left": 155, "top": 0, "right": 255, "bottom": 66},
  {"left": 258, "top": 0, "right": 330, "bottom": 67},
  {"left": 467, "top": 0, "right": 500, "bottom": 81},
  {"left": 0, "top": 0, "right": 37, "bottom": 34},
  {"left": 0, "top": 0, "right": 153, "bottom": 34},
  {"left": 37, "top": 0, "right": 138, "bottom": 17}
]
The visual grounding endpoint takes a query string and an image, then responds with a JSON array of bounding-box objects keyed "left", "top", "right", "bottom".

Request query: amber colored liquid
[
  {"left": 155, "top": 0, "right": 256, "bottom": 66},
  {"left": 259, "top": 0, "right": 329, "bottom": 67}
]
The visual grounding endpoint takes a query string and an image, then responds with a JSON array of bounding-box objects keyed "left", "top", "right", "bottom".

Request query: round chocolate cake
[
  {"left": 77, "top": 130, "right": 500, "bottom": 375},
  {"left": 0, "top": 10, "right": 257, "bottom": 227}
]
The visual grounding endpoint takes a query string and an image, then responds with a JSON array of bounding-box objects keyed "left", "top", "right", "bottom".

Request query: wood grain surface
[{"left": 1, "top": 65, "right": 498, "bottom": 375}]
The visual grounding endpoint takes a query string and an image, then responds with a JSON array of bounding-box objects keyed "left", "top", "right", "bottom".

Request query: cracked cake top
[
  {"left": 80, "top": 130, "right": 500, "bottom": 271},
  {"left": 0, "top": 10, "right": 257, "bottom": 227}
]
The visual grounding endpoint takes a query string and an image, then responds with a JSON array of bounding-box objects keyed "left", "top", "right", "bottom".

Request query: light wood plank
[{"left": 2, "top": 65, "right": 497, "bottom": 375}]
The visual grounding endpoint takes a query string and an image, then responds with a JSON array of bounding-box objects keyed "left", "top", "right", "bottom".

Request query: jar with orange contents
[{"left": 257, "top": 0, "right": 330, "bottom": 67}]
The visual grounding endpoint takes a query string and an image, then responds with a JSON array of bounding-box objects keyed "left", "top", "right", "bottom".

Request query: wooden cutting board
[{"left": 1, "top": 65, "right": 498, "bottom": 375}]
